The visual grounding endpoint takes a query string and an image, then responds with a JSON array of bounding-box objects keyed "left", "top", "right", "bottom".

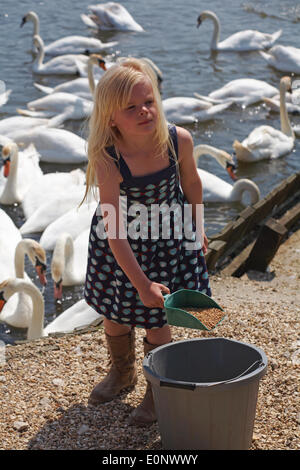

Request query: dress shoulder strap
[
  {"left": 168, "top": 124, "right": 179, "bottom": 161},
  {"left": 105, "top": 145, "right": 131, "bottom": 180}
]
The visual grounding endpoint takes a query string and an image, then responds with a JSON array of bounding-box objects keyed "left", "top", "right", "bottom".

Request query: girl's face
[{"left": 111, "top": 77, "right": 158, "bottom": 139}]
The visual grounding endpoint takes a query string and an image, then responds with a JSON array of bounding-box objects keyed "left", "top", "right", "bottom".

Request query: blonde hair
[{"left": 81, "top": 57, "right": 176, "bottom": 204}]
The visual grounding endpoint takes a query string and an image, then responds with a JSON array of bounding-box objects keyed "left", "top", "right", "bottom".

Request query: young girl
[{"left": 83, "top": 58, "right": 211, "bottom": 426}]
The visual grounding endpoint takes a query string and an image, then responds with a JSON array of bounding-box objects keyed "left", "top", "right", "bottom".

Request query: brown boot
[
  {"left": 88, "top": 329, "right": 137, "bottom": 406},
  {"left": 128, "top": 337, "right": 158, "bottom": 426}
]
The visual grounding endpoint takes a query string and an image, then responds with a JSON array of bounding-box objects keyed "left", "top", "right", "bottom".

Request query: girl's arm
[
  {"left": 95, "top": 158, "right": 169, "bottom": 307},
  {"left": 176, "top": 126, "right": 208, "bottom": 253}
]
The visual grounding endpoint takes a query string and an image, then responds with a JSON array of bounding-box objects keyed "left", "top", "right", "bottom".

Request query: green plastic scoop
[{"left": 163, "top": 289, "right": 225, "bottom": 331}]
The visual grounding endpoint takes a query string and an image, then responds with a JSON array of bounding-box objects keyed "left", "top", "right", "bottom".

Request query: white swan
[
  {"left": 292, "top": 125, "right": 300, "bottom": 138},
  {"left": 193, "top": 145, "right": 260, "bottom": 205},
  {"left": 51, "top": 231, "right": 89, "bottom": 299},
  {"left": 81, "top": 2, "right": 144, "bottom": 32},
  {"left": 0, "top": 127, "right": 87, "bottom": 164},
  {"left": 0, "top": 142, "right": 43, "bottom": 205},
  {"left": 194, "top": 144, "right": 237, "bottom": 180},
  {"left": 33, "top": 54, "right": 106, "bottom": 100},
  {"left": 21, "top": 10, "right": 118, "bottom": 56},
  {"left": 0, "top": 116, "right": 52, "bottom": 141},
  {"left": 262, "top": 94, "right": 300, "bottom": 115},
  {"left": 40, "top": 201, "right": 98, "bottom": 251},
  {"left": 0, "top": 88, "right": 12, "bottom": 108},
  {"left": 199, "top": 169, "right": 260, "bottom": 205},
  {"left": 0, "top": 279, "right": 103, "bottom": 340},
  {"left": 259, "top": 45, "right": 300, "bottom": 74},
  {"left": 197, "top": 10, "right": 282, "bottom": 52},
  {"left": 162, "top": 97, "right": 233, "bottom": 124},
  {"left": 21, "top": 168, "right": 86, "bottom": 221},
  {"left": 20, "top": 185, "right": 86, "bottom": 235},
  {"left": 194, "top": 78, "right": 278, "bottom": 108},
  {"left": 0, "top": 209, "right": 22, "bottom": 280},
  {"left": 32, "top": 35, "right": 91, "bottom": 76},
  {"left": 0, "top": 239, "right": 47, "bottom": 329},
  {"left": 17, "top": 92, "right": 94, "bottom": 127},
  {"left": 233, "top": 76, "right": 295, "bottom": 162},
  {"left": 17, "top": 55, "right": 107, "bottom": 126}
]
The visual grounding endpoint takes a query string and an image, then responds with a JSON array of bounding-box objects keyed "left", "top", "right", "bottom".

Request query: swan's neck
[
  {"left": 14, "top": 281, "right": 44, "bottom": 340},
  {"left": 0, "top": 147, "right": 19, "bottom": 203},
  {"left": 194, "top": 144, "right": 227, "bottom": 169},
  {"left": 52, "top": 234, "right": 75, "bottom": 282},
  {"left": 87, "top": 62, "right": 96, "bottom": 95},
  {"left": 63, "top": 236, "right": 75, "bottom": 277},
  {"left": 14, "top": 241, "right": 27, "bottom": 278},
  {"left": 207, "top": 12, "right": 220, "bottom": 50},
  {"left": 279, "top": 83, "right": 294, "bottom": 138},
  {"left": 30, "top": 13, "right": 40, "bottom": 36},
  {"left": 231, "top": 180, "right": 260, "bottom": 205},
  {"left": 35, "top": 38, "right": 45, "bottom": 66}
]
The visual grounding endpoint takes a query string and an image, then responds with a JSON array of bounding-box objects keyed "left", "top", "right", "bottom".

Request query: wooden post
[{"left": 245, "top": 218, "right": 288, "bottom": 272}]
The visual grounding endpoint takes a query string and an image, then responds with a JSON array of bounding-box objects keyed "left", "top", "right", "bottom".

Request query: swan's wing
[
  {"left": 22, "top": 172, "right": 85, "bottom": 219},
  {"left": 270, "top": 45, "right": 300, "bottom": 64},
  {"left": 80, "top": 13, "right": 99, "bottom": 29},
  {"left": 20, "top": 189, "right": 85, "bottom": 235},
  {"left": 44, "top": 299, "right": 103, "bottom": 334},
  {"left": 88, "top": 3, "right": 144, "bottom": 31},
  {"left": 244, "top": 126, "right": 275, "bottom": 149},
  {"left": 193, "top": 101, "right": 233, "bottom": 121},
  {"left": 17, "top": 127, "right": 88, "bottom": 164},
  {"left": 244, "top": 126, "right": 293, "bottom": 158},
  {"left": 208, "top": 79, "right": 277, "bottom": 103},
  {"left": 0, "top": 209, "right": 21, "bottom": 281},
  {"left": 193, "top": 92, "right": 224, "bottom": 104},
  {"left": 260, "top": 45, "right": 300, "bottom": 72},
  {"left": 34, "top": 83, "right": 54, "bottom": 94},
  {"left": 40, "top": 201, "right": 98, "bottom": 251},
  {"left": 0, "top": 116, "right": 50, "bottom": 136},
  {"left": 218, "top": 29, "right": 281, "bottom": 51},
  {"left": 0, "top": 89, "right": 12, "bottom": 107}
]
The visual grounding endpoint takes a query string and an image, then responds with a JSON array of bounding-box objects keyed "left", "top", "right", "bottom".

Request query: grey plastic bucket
[{"left": 143, "top": 337, "right": 268, "bottom": 450}]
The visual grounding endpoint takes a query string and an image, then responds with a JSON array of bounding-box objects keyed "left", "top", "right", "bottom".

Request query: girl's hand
[
  {"left": 202, "top": 232, "right": 208, "bottom": 254},
  {"left": 138, "top": 282, "right": 170, "bottom": 309}
]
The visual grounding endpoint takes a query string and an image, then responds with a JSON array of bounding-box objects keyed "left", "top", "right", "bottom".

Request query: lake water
[{"left": 0, "top": 0, "right": 299, "bottom": 342}]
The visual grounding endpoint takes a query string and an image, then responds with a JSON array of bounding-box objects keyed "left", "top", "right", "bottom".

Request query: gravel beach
[{"left": 0, "top": 229, "right": 299, "bottom": 451}]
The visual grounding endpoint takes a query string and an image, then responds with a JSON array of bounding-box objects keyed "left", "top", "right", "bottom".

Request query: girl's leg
[
  {"left": 129, "top": 324, "right": 172, "bottom": 426},
  {"left": 104, "top": 317, "right": 131, "bottom": 336},
  {"left": 146, "top": 324, "right": 172, "bottom": 346},
  {"left": 88, "top": 317, "right": 136, "bottom": 406}
]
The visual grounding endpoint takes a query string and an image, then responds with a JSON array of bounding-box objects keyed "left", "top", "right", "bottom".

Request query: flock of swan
[{"left": 0, "top": 3, "right": 299, "bottom": 341}]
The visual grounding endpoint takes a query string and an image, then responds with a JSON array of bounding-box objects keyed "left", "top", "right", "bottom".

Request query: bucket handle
[
  {"left": 159, "top": 359, "right": 265, "bottom": 389},
  {"left": 203, "top": 359, "right": 265, "bottom": 387}
]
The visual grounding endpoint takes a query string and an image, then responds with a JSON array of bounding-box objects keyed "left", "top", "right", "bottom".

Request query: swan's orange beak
[
  {"left": 54, "top": 279, "right": 63, "bottom": 300},
  {"left": 3, "top": 157, "right": 10, "bottom": 178},
  {"left": 35, "top": 260, "right": 47, "bottom": 286},
  {"left": 99, "top": 59, "right": 107, "bottom": 71},
  {"left": 0, "top": 293, "right": 6, "bottom": 312},
  {"left": 226, "top": 162, "right": 237, "bottom": 181}
]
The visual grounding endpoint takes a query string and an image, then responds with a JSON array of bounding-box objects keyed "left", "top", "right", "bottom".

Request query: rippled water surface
[{"left": 0, "top": 0, "right": 299, "bottom": 341}]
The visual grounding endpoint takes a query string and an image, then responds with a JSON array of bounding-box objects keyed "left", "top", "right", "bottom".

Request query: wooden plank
[
  {"left": 222, "top": 241, "right": 255, "bottom": 277},
  {"left": 205, "top": 240, "right": 227, "bottom": 270},
  {"left": 209, "top": 221, "right": 235, "bottom": 242},
  {"left": 245, "top": 218, "right": 288, "bottom": 272},
  {"left": 278, "top": 202, "right": 300, "bottom": 230},
  {"left": 208, "top": 173, "right": 300, "bottom": 274}
]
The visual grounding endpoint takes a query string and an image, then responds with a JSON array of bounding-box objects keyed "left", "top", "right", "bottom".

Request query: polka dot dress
[{"left": 84, "top": 126, "right": 211, "bottom": 329}]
